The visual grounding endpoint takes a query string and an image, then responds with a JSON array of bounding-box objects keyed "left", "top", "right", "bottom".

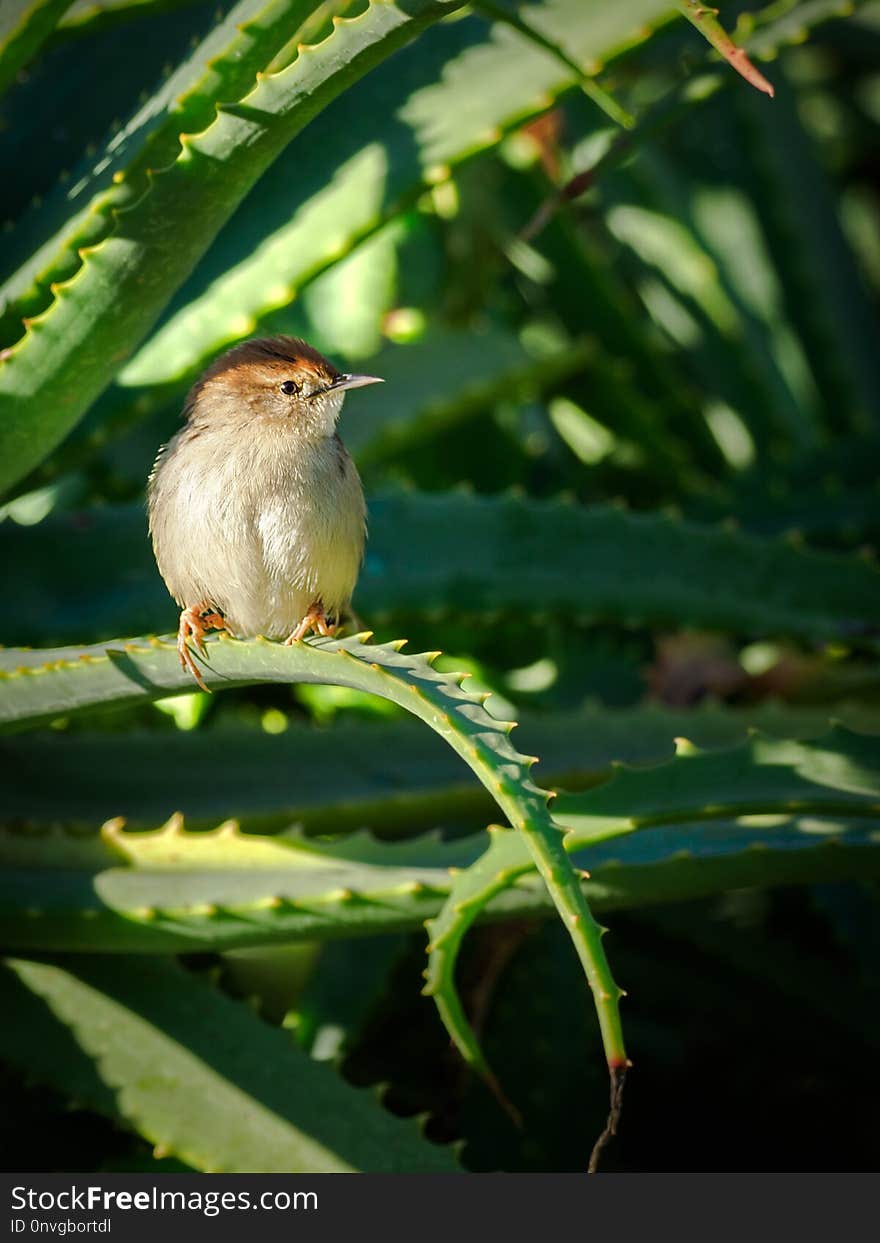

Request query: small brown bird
[{"left": 148, "top": 336, "right": 381, "bottom": 689}]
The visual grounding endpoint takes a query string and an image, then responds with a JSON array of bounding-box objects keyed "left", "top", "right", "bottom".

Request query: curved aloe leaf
[
  {"left": 422, "top": 724, "right": 880, "bottom": 1126},
  {"left": 5, "top": 631, "right": 880, "bottom": 1149},
  {"left": 0, "top": 628, "right": 630, "bottom": 1131},
  {"left": 0, "top": 630, "right": 487, "bottom": 729},
  {"left": 0, "top": 0, "right": 465, "bottom": 494},
  {"left": 3, "top": 721, "right": 878, "bottom": 1164},
  {"left": 0, "top": 954, "right": 458, "bottom": 1171},
  {"left": 555, "top": 725, "right": 880, "bottom": 834},
  {"left": 4, "top": 493, "right": 879, "bottom": 647}
]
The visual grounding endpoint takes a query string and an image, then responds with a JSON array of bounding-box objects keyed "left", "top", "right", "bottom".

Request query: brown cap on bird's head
[{"left": 184, "top": 336, "right": 382, "bottom": 424}]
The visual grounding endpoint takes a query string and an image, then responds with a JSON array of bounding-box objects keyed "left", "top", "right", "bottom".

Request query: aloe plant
[{"left": 2, "top": 0, "right": 879, "bottom": 1175}]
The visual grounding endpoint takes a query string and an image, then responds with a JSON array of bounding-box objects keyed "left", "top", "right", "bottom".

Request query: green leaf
[
  {"left": 471, "top": 0, "right": 636, "bottom": 129},
  {"left": 555, "top": 725, "right": 880, "bottom": 839},
  {"left": 68, "top": 0, "right": 676, "bottom": 441},
  {"left": 0, "top": 954, "right": 458, "bottom": 1171},
  {"left": 1, "top": 722, "right": 877, "bottom": 958},
  {"left": 3, "top": 493, "right": 879, "bottom": 647},
  {"left": 0, "top": 0, "right": 226, "bottom": 228},
  {"left": 0, "top": 626, "right": 628, "bottom": 1114},
  {"left": 421, "top": 723, "right": 880, "bottom": 1116},
  {"left": 0, "top": 631, "right": 473, "bottom": 729},
  {"left": 7, "top": 700, "right": 874, "bottom": 835},
  {"left": 2, "top": 796, "right": 879, "bottom": 954},
  {"left": 0, "top": 0, "right": 315, "bottom": 316}
]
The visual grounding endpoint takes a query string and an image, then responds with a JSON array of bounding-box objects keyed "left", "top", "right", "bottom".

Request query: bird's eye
[{"left": 280, "top": 379, "right": 300, "bottom": 395}]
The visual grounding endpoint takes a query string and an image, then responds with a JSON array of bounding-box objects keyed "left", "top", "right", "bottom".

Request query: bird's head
[{"left": 184, "top": 336, "right": 383, "bottom": 438}]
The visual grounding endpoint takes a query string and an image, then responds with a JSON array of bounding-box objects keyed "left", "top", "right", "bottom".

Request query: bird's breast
[{"left": 238, "top": 435, "right": 365, "bottom": 634}]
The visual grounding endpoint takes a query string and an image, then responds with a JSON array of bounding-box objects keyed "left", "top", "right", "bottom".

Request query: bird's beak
[{"left": 330, "top": 373, "right": 384, "bottom": 392}]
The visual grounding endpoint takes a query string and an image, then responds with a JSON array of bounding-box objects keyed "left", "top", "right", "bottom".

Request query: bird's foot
[
  {"left": 284, "top": 603, "right": 337, "bottom": 645},
  {"left": 177, "top": 604, "right": 233, "bottom": 692}
]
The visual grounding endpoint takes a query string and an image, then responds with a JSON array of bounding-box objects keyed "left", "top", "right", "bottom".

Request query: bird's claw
[
  {"left": 177, "top": 605, "right": 232, "bottom": 691},
  {"left": 284, "top": 603, "right": 337, "bottom": 645}
]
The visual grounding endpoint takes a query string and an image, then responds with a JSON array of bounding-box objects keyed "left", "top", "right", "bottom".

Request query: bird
[{"left": 147, "top": 335, "right": 381, "bottom": 690}]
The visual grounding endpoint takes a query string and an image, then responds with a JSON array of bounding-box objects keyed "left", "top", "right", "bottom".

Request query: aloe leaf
[
  {"left": 0, "top": 0, "right": 225, "bottom": 229},
  {"left": 6, "top": 700, "right": 874, "bottom": 835},
  {"left": 0, "top": 631, "right": 517, "bottom": 741},
  {"left": 4, "top": 493, "right": 879, "bottom": 647},
  {"left": 0, "top": 819, "right": 468, "bottom": 952},
  {"left": 27, "top": 0, "right": 840, "bottom": 493},
  {"left": 0, "top": 626, "right": 629, "bottom": 1147},
  {"left": 687, "top": 440, "right": 880, "bottom": 547},
  {"left": 2, "top": 724, "right": 878, "bottom": 955},
  {"left": 0, "top": 954, "right": 458, "bottom": 1171},
  {"left": 0, "top": 0, "right": 76, "bottom": 99},
  {"left": 14, "top": 323, "right": 587, "bottom": 496},
  {"left": 424, "top": 810, "right": 626, "bottom": 1166},
  {"left": 2, "top": 800, "right": 879, "bottom": 954},
  {"left": 0, "top": 0, "right": 315, "bottom": 313},
  {"left": 0, "top": 0, "right": 466, "bottom": 495},
  {"left": 0, "top": 815, "right": 486, "bottom": 952},
  {"left": 7, "top": 633, "right": 878, "bottom": 1157},
  {"left": 85, "top": 1, "right": 676, "bottom": 414},
  {"left": 421, "top": 724, "right": 880, "bottom": 1138},
  {"left": 555, "top": 725, "right": 880, "bottom": 836}
]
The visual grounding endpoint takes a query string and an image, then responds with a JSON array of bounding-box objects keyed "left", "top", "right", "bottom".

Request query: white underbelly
[{"left": 229, "top": 498, "right": 363, "bottom": 637}]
